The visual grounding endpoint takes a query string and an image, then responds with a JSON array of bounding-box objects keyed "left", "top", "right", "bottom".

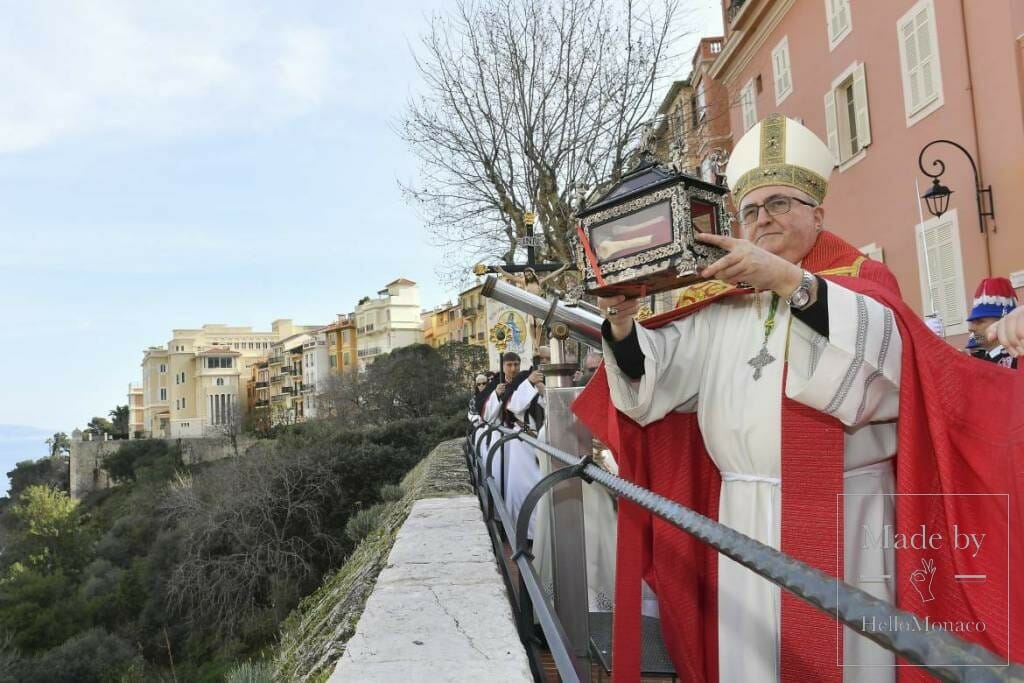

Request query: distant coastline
[{"left": 0, "top": 424, "right": 58, "bottom": 495}]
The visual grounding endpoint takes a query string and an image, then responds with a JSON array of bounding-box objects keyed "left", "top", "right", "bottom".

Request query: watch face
[{"left": 791, "top": 289, "right": 810, "bottom": 308}]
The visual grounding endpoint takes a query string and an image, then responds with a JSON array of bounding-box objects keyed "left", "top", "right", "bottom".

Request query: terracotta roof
[{"left": 386, "top": 277, "right": 417, "bottom": 286}]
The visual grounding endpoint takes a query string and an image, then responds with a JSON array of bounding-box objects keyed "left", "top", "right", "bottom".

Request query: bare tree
[
  {"left": 162, "top": 449, "right": 341, "bottom": 635},
  {"left": 400, "top": 0, "right": 686, "bottom": 273},
  {"left": 206, "top": 405, "right": 247, "bottom": 458},
  {"left": 315, "top": 371, "right": 368, "bottom": 428}
]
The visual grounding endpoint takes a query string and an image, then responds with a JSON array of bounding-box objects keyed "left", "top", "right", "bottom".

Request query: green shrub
[
  {"left": 344, "top": 504, "right": 389, "bottom": 545},
  {"left": 100, "top": 440, "right": 182, "bottom": 484},
  {"left": 225, "top": 659, "right": 274, "bottom": 683},
  {"left": 23, "top": 628, "right": 142, "bottom": 683},
  {"left": 379, "top": 483, "right": 404, "bottom": 502}
]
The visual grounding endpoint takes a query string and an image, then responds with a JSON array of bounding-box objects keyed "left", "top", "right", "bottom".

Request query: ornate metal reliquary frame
[{"left": 571, "top": 170, "right": 732, "bottom": 299}]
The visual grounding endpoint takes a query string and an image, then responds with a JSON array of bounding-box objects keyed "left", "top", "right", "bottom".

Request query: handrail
[{"left": 468, "top": 421, "right": 1024, "bottom": 683}]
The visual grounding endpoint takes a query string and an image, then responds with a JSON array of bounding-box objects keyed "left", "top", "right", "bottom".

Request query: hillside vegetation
[{"left": 0, "top": 343, "right": 484, "bottom": 682}]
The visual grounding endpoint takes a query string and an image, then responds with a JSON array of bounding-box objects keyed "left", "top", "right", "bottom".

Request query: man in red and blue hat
[{"left": 966, "top": 276, "right": 1019, "bottom": 369}]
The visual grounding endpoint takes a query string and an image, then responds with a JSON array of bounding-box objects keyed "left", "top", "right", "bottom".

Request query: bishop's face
[{"left": 738, "top": 185, "right": 825, "bottom": 265}]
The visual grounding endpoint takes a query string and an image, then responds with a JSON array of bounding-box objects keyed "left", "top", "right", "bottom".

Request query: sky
[{"left": 0, "top": 0, "right": 723, "bottom": 475}]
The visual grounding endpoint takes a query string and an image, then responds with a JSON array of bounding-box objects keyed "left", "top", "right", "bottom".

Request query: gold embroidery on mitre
[
  {"left": 676, "top": 280, "right": 735, "bottom": 308},
  {"left": 733, "top": 165, "right": 829, "bottom": 205},
  {"left": 761, "top": 113, "right": 786, "bottom": 166}
]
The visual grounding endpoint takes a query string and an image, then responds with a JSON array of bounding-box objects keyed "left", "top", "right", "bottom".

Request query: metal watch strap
[{"left": 787, "top": 269, "right": 815, "bottom": 310}]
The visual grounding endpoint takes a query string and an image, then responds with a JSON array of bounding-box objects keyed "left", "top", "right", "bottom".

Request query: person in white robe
[
  {"left": 482, "top": 352, "right": 543, "bottom": 541},
  {"left": 599, "top": 114, "right": 900, "bottom": 683}
]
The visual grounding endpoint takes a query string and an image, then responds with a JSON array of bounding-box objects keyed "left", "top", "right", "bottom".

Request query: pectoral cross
[{"left": 747, "top": 344, "right": 776, "bottom": 381}]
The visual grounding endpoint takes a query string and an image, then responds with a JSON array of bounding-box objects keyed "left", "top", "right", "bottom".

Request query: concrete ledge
[{"left": 329, "top": 497, "right": 532, "bottom": 682}]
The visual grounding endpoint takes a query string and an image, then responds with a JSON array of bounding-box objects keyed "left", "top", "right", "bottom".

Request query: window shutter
[
  {"left": 773, "top": 49, "right": 783, "bottom": 94},
  {"left": 852, "top": 62, "right": 871, "bottom": 148},
  {"left": 823, "top": 90, "right": 840, "bottom": 164},
  {"left": 772, "top": 41, "right": 791, "bottom": 102},
  {"left": 825, "top": 0, "right": 837, "bottom": 43},
  {"left": 780, "top": 45, "right": 791, "bottom": 95},
  {"left": 901, "top": 18, "right": 921, "bottom": 112},
  {"left": 918, "top": 214, "right": 967, "bottom": 333},
  {"left": 914, "top": 7, "right": 936, "bottom": 103},
  {"left": 836, "top": 0, "right": 850, "bottom": 35}
]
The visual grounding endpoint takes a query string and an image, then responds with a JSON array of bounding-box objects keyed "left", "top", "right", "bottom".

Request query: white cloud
[{"left": 0, "top": 1, "right": 345, "bottom": 153}]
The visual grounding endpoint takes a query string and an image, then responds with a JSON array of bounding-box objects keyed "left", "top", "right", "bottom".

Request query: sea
[{"left": 0, "top": 425, "right": 55, "bottom": 496}]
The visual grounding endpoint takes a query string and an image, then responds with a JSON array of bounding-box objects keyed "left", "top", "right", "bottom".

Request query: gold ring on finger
[{"left": 607, "top": 306, "right": 618, "bottom": 316}]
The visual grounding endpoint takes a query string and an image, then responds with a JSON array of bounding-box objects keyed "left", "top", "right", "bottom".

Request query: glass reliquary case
[{"left": 568, "top": 157, "right": 732, "bottom": 299}]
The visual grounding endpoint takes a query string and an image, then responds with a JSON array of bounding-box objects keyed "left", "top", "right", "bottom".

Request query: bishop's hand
[
  {"left": 597, "top": 295, "right": 640, "bottom": 342},
  {"left": 696, "top": 232, "right": 804, "bottom": 299}
]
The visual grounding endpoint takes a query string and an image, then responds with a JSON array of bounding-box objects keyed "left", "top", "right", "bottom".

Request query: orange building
[
  {"left": 323, "top": 314, "right": 358, "bottom": 373},
  {"left": 710, "top": 0, "right": 1024, "bottom": 343}
]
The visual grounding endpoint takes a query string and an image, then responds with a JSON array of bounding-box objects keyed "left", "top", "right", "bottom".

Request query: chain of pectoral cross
[{"left": 747, "top": 293, "right": 780, "bottom": 381}]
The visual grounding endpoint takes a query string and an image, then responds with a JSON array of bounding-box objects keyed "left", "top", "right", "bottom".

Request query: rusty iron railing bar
[{"left": 499, "top": 427, "right": 1021, "bottom": 682}]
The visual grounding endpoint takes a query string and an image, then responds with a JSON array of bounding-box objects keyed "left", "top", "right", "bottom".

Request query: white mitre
[{"left": 725, "top": 113, "right": 835, "bottom": 204}]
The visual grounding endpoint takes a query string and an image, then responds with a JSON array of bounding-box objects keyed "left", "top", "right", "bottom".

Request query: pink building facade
[{"left": 711, "top": 0, "right": 1024, "bottom": 342}]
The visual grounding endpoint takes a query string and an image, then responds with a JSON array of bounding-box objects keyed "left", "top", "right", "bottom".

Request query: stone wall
[
  {"left": 68, "top": 434, "right": 117, "bottom": 500},
  {"left": 274, "top": 438, "right": 502, "bottom": 682},
  {"left": 68, "top": 430, "right": 259, "bottom": 499}
]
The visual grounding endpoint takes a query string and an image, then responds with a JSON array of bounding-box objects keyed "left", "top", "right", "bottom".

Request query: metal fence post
[{"left": 543, "top": 338, "right": 591, "bottom": 678}]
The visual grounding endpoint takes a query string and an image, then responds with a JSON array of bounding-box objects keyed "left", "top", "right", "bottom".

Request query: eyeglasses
[{"left": 736, "top": 195, "right": 816, "bottom": 225}]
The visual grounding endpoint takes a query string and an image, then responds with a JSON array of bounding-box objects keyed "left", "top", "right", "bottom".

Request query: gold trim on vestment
[
  {"left": 817, "top": 256, "right": 866, "bottom": 278},
  {"left": 675, "top": 280, "right": 736, "bottom": 308}
]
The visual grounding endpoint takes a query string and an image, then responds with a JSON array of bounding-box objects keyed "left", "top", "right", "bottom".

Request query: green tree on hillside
[
  {"left": 84, "top": 417, "right": 115, "bottom": 440},
  {"left": 44, "top": 433, "right": 71, "bottom": 458},
  {"left": 8, "top": 486, "right": 87, "bottom": 574},
  {"left": 7, "top": 458, "right": 69, "bottom": 499},
  {"left": 108, "top": 406, "right": 130, "bottom": 439}
]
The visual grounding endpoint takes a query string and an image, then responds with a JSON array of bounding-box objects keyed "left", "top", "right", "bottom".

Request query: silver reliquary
[{"left": 569, "top": 158, "right": 732, "bottom": 298}]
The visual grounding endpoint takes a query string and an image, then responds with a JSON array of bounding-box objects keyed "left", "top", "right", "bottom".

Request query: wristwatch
[{"left": 787, "top": 270, "right": 816, "bottom": 310}]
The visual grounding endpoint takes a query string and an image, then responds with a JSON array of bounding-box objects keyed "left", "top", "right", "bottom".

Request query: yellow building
[
  {"left": 323, "top": 314, "right": 358, "bottom": 373},
  {"left": 457, "top": 284, "right": 488, "bottom": 347},
  {"left": 421, "top": 302, "right": 461, "bottom": 348},
  {"left": 248, "top": 360, "right": 271, "bottom": 432},
  {"left": 267, "top": 334, "right": 307, "bottom": 427},
  {"left": 127, "top": 384, "right": 144, "bottom": 439},
  {"left": 139, "top": 320, "right": 319, "bottom": 439}
]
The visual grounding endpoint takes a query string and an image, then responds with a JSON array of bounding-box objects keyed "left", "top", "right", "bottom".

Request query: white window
[
  {"left": 772, "top": 37, "right": 793, "bottom": 105},
  {"left": 859, "top": 243, "right": 885, "bottom": 262},
  {"left": 216, "top": 378, "right": 225, "bottom": 386},
  {"left": 825, "top": 0, "right": 852, "bottom": 50},
  {"left": 695, "top": 81, "right": 707, "bottom": 124},
  {"left": 159, "top": 363, "right": 167, "bottom": 373},
  {"left": 824, "top": 61, "right": 871, "bottom": 168},
  {"left": 897, "top": 0, "right": 943, "bottom": 126},
  {"left": 160, "top": 388, "right": 167, "bottom": 401},
  {"left": 916, "top": 209, "right": 968, "bottom": 336},
  {"left": 182, "top": 398, "right": 186, "bottom": 410},
  {"left": 740, "top": 79, "right": 757, "bottom": 132}
]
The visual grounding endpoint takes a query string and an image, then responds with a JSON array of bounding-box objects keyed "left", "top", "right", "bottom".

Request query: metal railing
[
  {"left": 465, "top": 420, "right": 1023, "bottom": 683},
  {"left": 474, "top": 273, "right": 1021, "bottom": 682}
]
